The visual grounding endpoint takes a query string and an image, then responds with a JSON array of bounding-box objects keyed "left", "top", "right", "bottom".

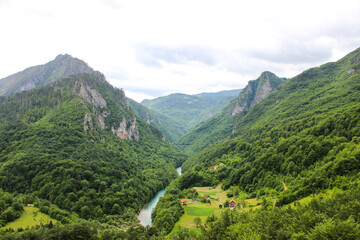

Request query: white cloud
[{"left": 1, "top": 0, "right": 360, "bottom": 101}]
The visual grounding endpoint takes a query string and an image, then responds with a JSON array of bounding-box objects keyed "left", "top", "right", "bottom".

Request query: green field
[
  {"left": 2, "top": 206, "right": 57, "bottom": 231},
  {"left": 186, "top": 206, "right": 215, "bottom": 216},
  {"left": 171, "top": 184, "right": 266, "bottom": 236}
]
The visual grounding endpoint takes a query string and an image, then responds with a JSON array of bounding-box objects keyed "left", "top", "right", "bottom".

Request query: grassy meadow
[
  {"left": 171, "top": 184, "right": 264, "bottom": 234},
  {"left": 2, "top": 206, "right": 57, "bottom": 231}
]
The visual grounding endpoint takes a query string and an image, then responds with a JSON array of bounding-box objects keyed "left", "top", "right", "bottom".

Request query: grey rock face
[
  {"left": 229, "top": 71, "right": 286, "bottom": 116},
  {"left": 111, "top": 118, "right": 140, "bottom": 140},
  {"left": 73, "top": 80, "right": 107, "bottom": 109}
]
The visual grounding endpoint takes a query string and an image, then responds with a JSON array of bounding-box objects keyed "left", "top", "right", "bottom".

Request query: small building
[
  {"left": 229, "top": 199, "right": 236, "bottom": 210},
  {"left": 209, "top": 166, "right": 215, "bottom": 170},
  {"left": 183, "top": 200, "right": 188, "bottom": 206},
  {"left": 204, "top": 194, "right": 210, "bottom": 198}
]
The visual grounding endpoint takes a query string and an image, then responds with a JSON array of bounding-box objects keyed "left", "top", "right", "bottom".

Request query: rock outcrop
[
  {"left": 74, "top": 76, "right": 140, "bottom": 141},
  {"left": 229, "top": 71, "right": 286, "bottom": 116},
  {"left": 111, "top": 118, "right": 140, "bottom": 140},
  {"left": 73, "top": 80, "right": 107, "bottom": 109}
]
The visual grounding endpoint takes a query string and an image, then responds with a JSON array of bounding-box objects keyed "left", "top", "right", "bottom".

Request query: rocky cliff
[
  {"left": 72, "top": 73, "right": 140, "bottom": 141},
  {"left": 230, "top": 71, "right": 286, "bottom": 115}
]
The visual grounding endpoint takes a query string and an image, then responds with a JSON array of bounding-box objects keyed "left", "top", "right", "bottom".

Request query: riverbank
[{"left": 138, "top": 166, "right": 182, "bottom": 226}]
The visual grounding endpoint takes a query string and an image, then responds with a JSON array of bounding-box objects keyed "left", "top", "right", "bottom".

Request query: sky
[{"left": 0, "top": 0, "right": 359, "bottom": 102}]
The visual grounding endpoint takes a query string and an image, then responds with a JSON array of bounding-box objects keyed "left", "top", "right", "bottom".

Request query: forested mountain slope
[
  {"left": 141, "top": 89, "right": 241, "bottom": 134},
  {"left": 0, "top": 54, "right": 94, "bottom": 96},
  {"left": 0, "top": 72, "right": 186, "bottom": 227},
  {"left": 128, "top": 98, "right": 183, "bottom": 142},
  {"left": 181, "top": 47, "right": 360, "bottom": 203},
  {"left": 177, "top": 71, "right": 286, "bottom": 154}
]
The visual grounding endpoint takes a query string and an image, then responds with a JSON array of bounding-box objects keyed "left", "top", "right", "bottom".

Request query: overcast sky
[{"left": 1, "top": 0, "right": 359, "bottom": 101}]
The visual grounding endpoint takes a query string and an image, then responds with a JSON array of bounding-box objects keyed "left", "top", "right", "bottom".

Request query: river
[{"left": 138, "top": 166, "right": 182, "bottom": 226}]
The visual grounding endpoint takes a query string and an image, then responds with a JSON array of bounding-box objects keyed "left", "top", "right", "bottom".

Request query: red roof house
[{"left": 229, "top": 199, "right": 236, "bottom": 209}]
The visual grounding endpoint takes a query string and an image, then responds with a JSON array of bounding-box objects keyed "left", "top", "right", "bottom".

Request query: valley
[{"left": 0, "top": 47, "right": 360, "bottom": 239}]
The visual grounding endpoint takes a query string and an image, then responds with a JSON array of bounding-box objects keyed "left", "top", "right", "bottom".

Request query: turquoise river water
[{"left": 138, "top": 167, "right": 182, "bottom": 226}]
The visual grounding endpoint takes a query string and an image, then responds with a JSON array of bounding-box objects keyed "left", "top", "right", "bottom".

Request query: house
[
  {"left": 209, "top": 166, "right": 215, "bottom": 170},
  {"left": 204, "top": 194, "right": 210, "bottom": 198},
  {"left": 183, "top": 200, "right": 188, "bottom": 206},
  {"left": 229, "top": 199, "right": 236, "bottom": 210}
]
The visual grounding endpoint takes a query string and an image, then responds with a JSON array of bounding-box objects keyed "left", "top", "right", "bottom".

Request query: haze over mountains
[
  {"left": 141, "top": 89, "right": 242, "bottom": 136},
  {"left": 1, "top": 48, "right": 360, "bottom": 239},
  {"left": 0, "top": 54, "right": 242, "bottom": 142},
  {"left": 177, "top": 71, "right": 287, "bottom": 153}
]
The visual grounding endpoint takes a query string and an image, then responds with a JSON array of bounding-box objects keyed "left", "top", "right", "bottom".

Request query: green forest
[
  {"left": 0, "top": 72, "right": 186, "bottom": 235},
  {"left": 1, "top": 48, "right": 360, "bottom": 239}
]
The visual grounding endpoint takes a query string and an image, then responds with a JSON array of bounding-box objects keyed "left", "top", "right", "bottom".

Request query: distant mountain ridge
[
  {"left": 141, "top": 89, "right": 242, "bottom": 135},
  {"left": 0, "top": 54, "right": 94, "bottom": 96},
  {"left": 0, "top": 54, "right": 191, "bottom": 144},
  {"left": 127, "top": 98, "right": 183, "bottom": 142},
  {"left": 177, "top": 71, "right": 287, "bottom": 153}
]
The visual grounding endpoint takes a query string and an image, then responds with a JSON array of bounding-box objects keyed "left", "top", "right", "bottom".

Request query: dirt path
[{"left": 283, "top": 181, "right": 288, "bottom": 191}]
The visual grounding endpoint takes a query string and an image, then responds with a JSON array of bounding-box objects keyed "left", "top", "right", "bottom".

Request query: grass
[
  {"left": 2, "top": 205, "right": 57, "bottom": 231},
  {"left": 172, "top": 184, "right": 261, "bottom": 235},
  {"left": 186, "top": 207, "right": 215, "bottom": 216},
  {"left": 289, "top": 187, "right": 344, "bottom": 208},
  {"left": 194, "top": 185, "right": 228, "bottom": 203},
  {"left": 200, "top": 192, "right": 217, "bottom": 196},
  {"left": 170, "top": 184, "right": 270, "bottom": 237}
]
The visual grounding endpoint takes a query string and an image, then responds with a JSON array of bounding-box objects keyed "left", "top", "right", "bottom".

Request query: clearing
[
  {"left": 171, "top": 184, "right": 263, "bottom": 234},
  {"left": 2, "top": 205, "right": 57, "bottom": 231}
]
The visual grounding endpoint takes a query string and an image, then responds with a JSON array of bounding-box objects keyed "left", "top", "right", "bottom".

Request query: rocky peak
[
  {"left": 54, "top": 53, "right": 72, "bottom": 61},
  {"left": 0, "top": 54, "right": 94, "bottom": 96},
  {"left": 229, "top": 71, "right": 286, "bottom": 115}
]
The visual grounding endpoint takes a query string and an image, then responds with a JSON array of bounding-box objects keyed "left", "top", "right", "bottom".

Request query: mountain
[
  {"left": 141, "top": 89, "right": 242, "bottom": 134},
  {"left": 0, "top": 54, "right": 94, "bottom": 96},
  {"left": 177, "top": 71, "right": 287, "bottom": 154},
  {"left": 228, "top": 71, "right": 287, "bottom": 115},
  {"left": 0, "top": 71, "right": 186, "bottom": 227},
  {"left": 181, "top": 47, "right": 360, "bottom": 204},
  {"left": 128, "top": 98, "right": 183, "bottom": 142}
]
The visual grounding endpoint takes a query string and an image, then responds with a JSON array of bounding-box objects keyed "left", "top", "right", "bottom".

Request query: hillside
[
  {"left": 0, "top": 54, "right": 94, "bottom": 96},
  {"left": 128, "top": 98, "right": 183, "bottom": 142},
  {"left": 177, "top": 72, "right": 287, "bottom": 154},
  {"left": 180, "top": 47, "right": 360, "bottom": 202},
  {"left": 0, "top": 72, "right": 186, "bottom": 227},
  {"left": 141, "top": 47, "right": 360, "bottom": 239},
  {"left": 141, "top": 89, "right": 242, "bottom": 134}
]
